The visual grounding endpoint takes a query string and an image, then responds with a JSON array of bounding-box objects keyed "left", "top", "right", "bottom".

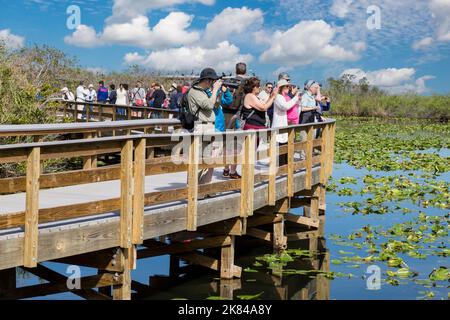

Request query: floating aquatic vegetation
[{"left": 237, "top": 292, "right": 264, "bottom": 300}]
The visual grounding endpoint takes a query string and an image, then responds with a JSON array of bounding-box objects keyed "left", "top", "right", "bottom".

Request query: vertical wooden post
[
  {"left": 220, "top": 236, "right": 235, "bottom": 279},
  {"left": 273, "top": 197, "right": 289, "bottom": 250},
  {"left": 316, "top": 250, "right": 330, "bottom": 300},
  {"left": 273, "top": 213, "right": 286, "bottom": 250},
  {"left": 305, "top": 126, "right": 314, "bottom": 190},
  {"left": 309, "top": 185, "right": 320, "bottom": 221},
  {"left": 268, "top": 131, "right": 277, "bottom": 206},
  {"left": 74, "top": 105, "right": 79, "bottom": 122},
  {"left": 132, "top": 138, "right": 146, "bottom": 245},
  {"left": 320, "top": 124, "right": 330, "bottom": 185},
  {"left": 33, "top": 136, "right": 44, "bottom": 173},
  {"left": 128, "top": 107, "right": 132, "bottom": 120},
  {"left": 187, "top": 134, "right": 200, "bottom": 231},
  {"left": 120, "top": 140, "right": 133, "bottom": 249},
  {"left": 24, "top": 147, "right": 40, "bottom": 268},
  {"left": 240, "top": 134, "right": 249, "bottom": 218},
  {"left": 86, "top": 104, "right": 90, "bottom": 122},
  {"left": 287, "top": 128, "right": 295, "bottom": 197},
  {"left": 112, "top": 247, "right": 132, "bottom": 300},
  {"left": 240, "top": 132, "right": 256, "bottom": 218},
  {"left": 82, "top": 133, "right": 97, "bottom": 170},
  {"left": 99, "top": 105, "right": 103, "bottom": 122},
  {"left": 146, "top": 147, "right": 155, "bottom": 160},
  {"left": 248, "top": 133, "right": 256, "bottom": 216},
  {"left": 328, "top": 123, "right": 336, "bottom": 180}
]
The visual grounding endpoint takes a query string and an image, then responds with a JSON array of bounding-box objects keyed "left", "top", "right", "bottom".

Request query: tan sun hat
[{"left": 277, "top": 79, "right": 291, "bottom": 87}]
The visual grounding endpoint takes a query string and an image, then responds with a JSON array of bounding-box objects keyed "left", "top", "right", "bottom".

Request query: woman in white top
[
  {"left": 272, "top": 79, "right": 301, "bottom": 144},
  {"left": 116, "top": 84, "right": 129, "bottom": 116}
]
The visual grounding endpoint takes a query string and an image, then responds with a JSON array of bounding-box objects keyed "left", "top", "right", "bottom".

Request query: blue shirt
[
  {"left": 301, "top": 91, "right": 316, "bottom": 110},
  {"left": 97, "top": 86, "right": 109, "bottom": 102},
  {"left": 206, "top": 89, "right": 233, "bottom": 132}
]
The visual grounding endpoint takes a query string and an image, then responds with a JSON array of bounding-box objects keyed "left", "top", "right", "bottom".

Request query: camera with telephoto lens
[{"left": 221, "top": 76, "right": 244, "bottom": 89}]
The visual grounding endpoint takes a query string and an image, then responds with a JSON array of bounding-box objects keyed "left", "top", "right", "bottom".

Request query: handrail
[
  {"left": 0, "top": 119, "right": 336, "bottom": 270},
  {"left": 0, "top": 119, "right": 336, "bottom": 148},
  {"left": 0, "top": 119, "right": 180, "bottom": 137}
]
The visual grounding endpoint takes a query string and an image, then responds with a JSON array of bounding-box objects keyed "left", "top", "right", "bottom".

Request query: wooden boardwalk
[{"left": 0, "top": 115, "right": 336, "bottom": 300}]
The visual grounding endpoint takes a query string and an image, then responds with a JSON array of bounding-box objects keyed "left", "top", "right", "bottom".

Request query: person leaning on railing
[{"left": 188, "top": 67, "right": 223, "bottom": 185}]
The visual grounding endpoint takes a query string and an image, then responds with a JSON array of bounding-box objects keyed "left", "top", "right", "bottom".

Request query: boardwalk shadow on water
[{"left": 139, "top": 236, "right": 330, "bottom": 301}]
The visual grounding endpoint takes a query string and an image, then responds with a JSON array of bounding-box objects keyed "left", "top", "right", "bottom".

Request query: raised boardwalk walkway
[{"left": 0, "top": 114, "right": 335, "bottom": 300}]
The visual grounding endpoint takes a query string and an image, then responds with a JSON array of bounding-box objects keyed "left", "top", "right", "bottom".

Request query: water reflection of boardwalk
[{"left": 0, "top": 116, "right": 335, "bottom": 300}]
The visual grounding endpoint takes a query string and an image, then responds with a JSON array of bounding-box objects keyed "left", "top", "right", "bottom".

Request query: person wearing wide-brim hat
[
  {"left": 272, "top": 78, "right": 301, "bottom": 143},
  {"left": 188, "top": 67, "right": 223, "bottom": 186},
  {"left": 188, "top": 67, "right": 222, "bottom": 124},
  {"left": 61, "top": 87, "right": 75, "bottom": 102}
]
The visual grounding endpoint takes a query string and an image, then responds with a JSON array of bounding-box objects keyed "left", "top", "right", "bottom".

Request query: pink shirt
[{"left": 284, "top": 93, "right": 299, "bottom": 124}]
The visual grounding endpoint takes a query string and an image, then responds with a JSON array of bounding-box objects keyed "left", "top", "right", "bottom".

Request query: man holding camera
[{"left": 188, "top": 67, "right": 223, "bottom": 185}]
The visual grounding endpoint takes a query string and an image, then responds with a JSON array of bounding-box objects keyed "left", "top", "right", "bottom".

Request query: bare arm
[{"left": 247, "top": 94, "right": 276, "bottom": 111}]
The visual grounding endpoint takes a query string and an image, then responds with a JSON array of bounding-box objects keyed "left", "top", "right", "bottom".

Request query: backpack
[
  {"left": 231, "top": 81, "right": 245, "bottom": 110},
  {"left": 178, "top": 89, "right": 200, "bottom": 131}
]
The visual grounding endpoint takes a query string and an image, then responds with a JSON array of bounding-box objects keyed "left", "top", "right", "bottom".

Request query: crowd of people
[
  {"left": 60, "top": 62, "right": 331, "bottom": 185},
  {"left": 61, "top": 79, "right": 189, "bottom": 119},
  {"left": 180, "top": 63, "right": 331, "bottom": 185}
]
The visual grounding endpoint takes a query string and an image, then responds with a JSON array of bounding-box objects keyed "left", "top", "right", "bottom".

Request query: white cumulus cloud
[
  {"left": 64, "top": 25, "right": 102, "bottom": 48},
  {"left": 102, "top": 12, "right": 199, "bottom": 49},
  {"left": 259, "top": 20, "right": 364, "bottom": 66},
  {"left": 123, "top": 41, "right": 252, "bottom": 73},
  {"left": 0, "top": 29, "right": 25, "bottom": 50},
  {"left": 341, "top": 67, "right": 434, "bottom": 94},
  {"left": 429, "top": 0, "right": 450, "bottom": 42},
  {"left": 203, "top": 7, "right": 264, "bottom": 44},
  {"left": 107, "top": 0, "right": 215, "bottom": 23}
]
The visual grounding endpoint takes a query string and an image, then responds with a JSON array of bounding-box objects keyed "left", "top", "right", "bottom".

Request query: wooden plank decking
[{"left": 0, "top": 117, "right": 335, "bottom": 300}]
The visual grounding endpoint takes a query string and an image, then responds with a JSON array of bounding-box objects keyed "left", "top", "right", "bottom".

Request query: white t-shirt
[
  {"left": 76, "top": 85, "right": 87, "bottom": 102},
  {"left": 85, "top": 89, "right": 97, "bottom": 103},
  {"left": 116, "top": 88, "right": 128, "bottom": 105}
]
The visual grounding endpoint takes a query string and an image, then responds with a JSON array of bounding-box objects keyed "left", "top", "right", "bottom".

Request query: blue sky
[{"left": 0, "top": 0, "right": 449, "bottom": 94}]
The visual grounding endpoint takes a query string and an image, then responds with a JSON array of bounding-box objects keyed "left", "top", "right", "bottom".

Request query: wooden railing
[
  {"left": 0, "top": 119, "right": 336, "bottom": 269},
  {"left": 49, "top": 100, "right": 179, "bottom": 123}
]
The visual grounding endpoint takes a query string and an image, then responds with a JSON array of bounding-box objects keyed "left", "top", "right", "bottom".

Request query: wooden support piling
[
  {"left": 112, "top": 247, "right": 132, "bottom": 300},
  {"left": 220, "top": 236, "right": 238, "bottom": 279}
]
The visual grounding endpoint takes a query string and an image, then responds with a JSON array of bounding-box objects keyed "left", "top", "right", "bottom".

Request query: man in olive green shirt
[
  {"left": 188, "top": 67, "right": 222, "bottom": 123},
  {"left": 188, "top": 68, "right": 223, "bottom": 186}
]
